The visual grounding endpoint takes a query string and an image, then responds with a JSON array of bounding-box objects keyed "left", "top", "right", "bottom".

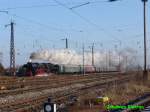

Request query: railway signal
[{"left": 44, "top": 98, "right": 56, "bottom": 112}]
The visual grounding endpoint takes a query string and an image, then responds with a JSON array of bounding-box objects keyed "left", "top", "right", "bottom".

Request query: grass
[
  {"left": 69, "top": 72, "right": 150, "bottom": 111},
  {"left": 103, "top": 80, "right": 150, "bottom": 105}
]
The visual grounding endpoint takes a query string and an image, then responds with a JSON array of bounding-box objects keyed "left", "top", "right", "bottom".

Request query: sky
[{"left": 0, "top": 0, "right": 150, "bottom": 67}]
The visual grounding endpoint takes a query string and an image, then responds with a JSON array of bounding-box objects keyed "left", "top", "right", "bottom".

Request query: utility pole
[
  {"left": 62, "top": 38, "right": 68, "bottom": 49},
  {"left": 92, "top": 43, "right": 94, "bottom": 66},
  {"left": 0, "top": 52, "right": 3, "bottom": 64},
  {"left": 118, "top": 52, "right": 121, "bottom": 71},
  {"left": 125, "top": 56, "right": 128, "bottom": 72},
  {"left": 6, "top": 21, "right": 16, "bottom": 76},
  {"left": 106, "top": 51, "right": 108, "bottom": 71},
  {"left": 114, "top": 44, "right": 121, "bottom": 71},
  {"left": 108, "top": 50, "right": 111, "bottom": 71},
  {"left": 82, "top": 44, "right": 85, "bottom": 75},
  {"left": 118, "top": 41, "right": 121, "bottom": 71},
  {"left": 142, "top": 0, "right": 148, "bottom": 81},
  {"left": 108, "top": 0, "right": 149, "bottom": 81}
]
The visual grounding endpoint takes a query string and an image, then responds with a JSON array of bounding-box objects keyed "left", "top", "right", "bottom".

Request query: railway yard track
[
  {"left": 0, "top": 74, "right": 120, "bottom": 97},
  {"left": 0, "top": 72, "right": 139, "bottom": 112}
]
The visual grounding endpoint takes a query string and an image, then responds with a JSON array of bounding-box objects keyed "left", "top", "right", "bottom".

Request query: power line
[
  {"left": 16, "top": 24, "right": 62, "bottom": 47},
  {"left": 5, "top": 12, "right": 82, "bottom": 32},
  {"left": 53, "top": 0, "right": 103, "bottom": 29},
  {"left": 0, "top": 1, "right": 107, "bottom": 10},
  {"left": 70, "top": 2, "right": 90, "bottom": 9},
  {"left": 3, "top": 0, "right": 124, "bottom": 41},
  {"left": 53, "top": 0, "right": 121, "bottom": 41},
  {"left": 0, "top": 4, "right": 58, "bottom": 10},
  {"left": 69, "top": 0, "right": 111, "bottom": 9}
]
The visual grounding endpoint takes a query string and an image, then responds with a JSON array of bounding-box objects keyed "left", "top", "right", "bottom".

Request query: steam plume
[{"left": 30, "top": 48, "right": 139, "bottom": 71}]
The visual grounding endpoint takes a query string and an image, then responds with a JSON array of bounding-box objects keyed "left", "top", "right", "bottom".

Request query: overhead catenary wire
[
  {"left": 69, "top": 0, "right": 114, "bottom": 9},
  {"left": 2, "top": 1, "right": 144, "bottom": 47},
  {"left": 16, "top": 20, "right": 143, "bottom": 52},
  {"left": 16, "top": 24, "right": 63, "bottom": 49},
  {"left": 53, "top": 0, "right": 122, "bottom": 42},
  {"left": 2, "top": 0, "right": 134, "bottom": 42},
  {"left": 0, "top": 0, "right": 109, "bottom": 10},
  {"left": 16, "top": 23, "right": 89, "bottom": 48},
  {"left": 16, "top": 23, "right": 63, "bottom": 42},
  {"left": 0, "top": 4, "right": 58, "bottom": 10},
  {"left": 70, "top": 2, "right": 90, "bottom": 9},
  {"left": 12, "top": 22, "right": 123, "bottom": 52},
  {"left": 5, "top": 12, "right": 83, "bottom": 33}
]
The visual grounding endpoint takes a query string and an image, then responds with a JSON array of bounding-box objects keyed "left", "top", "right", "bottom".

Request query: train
[{"left": 16, "top": 62, "right": 119, "bottom": 76}]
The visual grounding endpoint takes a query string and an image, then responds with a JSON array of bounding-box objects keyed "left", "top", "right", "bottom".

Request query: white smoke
[{"left": 30, "top": 48, "right": 140, "bottom": 71}]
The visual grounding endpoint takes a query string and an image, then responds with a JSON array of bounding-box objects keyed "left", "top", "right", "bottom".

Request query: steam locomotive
[{"left": 16, "top": 62, "right": 119, "bottom": 76}]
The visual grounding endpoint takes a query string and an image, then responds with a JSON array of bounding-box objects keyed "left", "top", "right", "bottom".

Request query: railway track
[
  {"left": 0, "top": 73, "right": 122, "bottom": 96},
  {"left": 0, "top": 73, "right": 137, "bottom": 112},
  {"left": 0, "top": 72, "right": 120, "bottom": 90},
  {"left": 0, "top": 74, "right": 122, "bottom": 104},
  {"left": 0, "top": 76, "right": 115, "bottom": 97}
]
